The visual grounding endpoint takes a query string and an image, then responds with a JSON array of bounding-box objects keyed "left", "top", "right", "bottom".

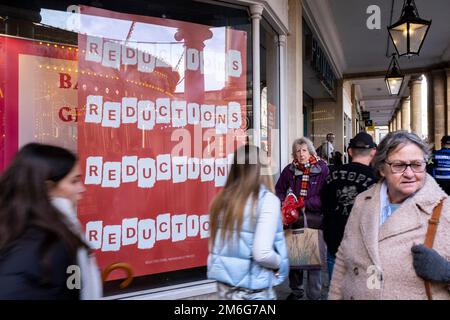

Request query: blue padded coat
[{"left": 207, "top": 187, "right": 289, "bottom": 290}]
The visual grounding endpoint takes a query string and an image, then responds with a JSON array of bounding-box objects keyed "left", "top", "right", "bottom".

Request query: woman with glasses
[{"left": 329, "top": 131, "right": 450, "bottom": 300}]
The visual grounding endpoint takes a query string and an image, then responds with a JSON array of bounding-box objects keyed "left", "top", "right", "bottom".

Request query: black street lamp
[
  {"left": 385, "top": 55, "right": 404, "bottom": 95},
  {"left": 388, "top": 0, "right": 431, "bottom": 57}
]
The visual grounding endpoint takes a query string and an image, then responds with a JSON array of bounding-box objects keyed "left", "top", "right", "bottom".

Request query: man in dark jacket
[
  {"left": 322, "top": 132, "right": 378, "bottom": 281},
  {"left": 427, "top": 135, "right": 450, "bottom": 195}
]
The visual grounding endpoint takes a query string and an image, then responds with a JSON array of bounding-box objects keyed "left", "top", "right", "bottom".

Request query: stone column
[
  {"left": 250, "top": 4, "right": 264, "bottom": 147},
  {"left": 447, "top": 69, "right": 450, "bottom": 134},
  {"left": 400, "top": 97, "right": 411, "bottom": 132},
  {"left": 431, "top": 70, "right": 446, "bottom": 149},
  {"left": 351, "top": 85, "right": 357, "bottom": 137},
  {"left": 409, "top": 76, "right": 423, "bottom": 137},
  {"left": 427, "top": 72, "right": 435, "bottom": 145},
  {"left": 393, "top": 111, "right": 397, "bottom": 130},
  {"left": 396, "top": 109, "right": 402, "bottom": 131},
  {"left": 287, "top": 0, "right": 303, "bottom": 150},
  {"left": 278, "top": 34, "right": 289, "bottom": 167}
]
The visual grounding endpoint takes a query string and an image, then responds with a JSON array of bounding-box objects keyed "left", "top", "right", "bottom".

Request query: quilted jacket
[{"left": 207, "top": 187, "right": 289, "bottom": 290}]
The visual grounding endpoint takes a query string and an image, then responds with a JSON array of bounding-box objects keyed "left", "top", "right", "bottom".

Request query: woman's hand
[
  {"left": 411, "top": 244, "right": 450, "bottom": 283},
  {"left": 273, "top": 268, "right": 280, "bottom": 277}
]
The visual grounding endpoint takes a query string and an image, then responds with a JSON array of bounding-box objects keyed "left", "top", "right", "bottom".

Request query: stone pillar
[
  {"left": 351, "top": 85, "right": 357, "bottom": 137},
  {"left": 393, "top": 111, "right": 397, "bottom": 130},
  {"left": 335, "top": 80, "right": 345, "bottom": 155},
  {"left": 401, "top": 97, "right": 411, "bottom": 132},
  {"left": 447, "top": 69, "right": 450, "bottom": 134},
  {"left": 409, "top": 76, "right": 423, "bottom": 137},
  {"left": 427, "top": 72, "right": 435, "bottom": 145},
  {"left": 250, "top": 4, "right": 264, "bottom": 147},
  {"left": 396, "top": 109, "right": 402, "bottom": 131},
  {"left": 431, "top": 70, "right": 446, "bottom": 149},
  {"left": 278, "top": 34, "right": 289, "bottom": 168},
  {"left": 287, "top": 0, "right": 303, "bottom": 150}
]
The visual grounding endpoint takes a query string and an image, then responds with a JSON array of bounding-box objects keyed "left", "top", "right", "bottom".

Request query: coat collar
[
  {"left": 358, "top": 175, "right": 447, "bottom": 266},
  {"left": 378, "top": 198, "right": 422, "bottom": 242},
  {"left": 410, "top": 174, "right": 447, "bottom": 215}
]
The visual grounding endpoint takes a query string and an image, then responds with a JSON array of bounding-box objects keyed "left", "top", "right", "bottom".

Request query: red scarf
[{"left": 293, "top": 155, "right": 319, "bottom": 199}]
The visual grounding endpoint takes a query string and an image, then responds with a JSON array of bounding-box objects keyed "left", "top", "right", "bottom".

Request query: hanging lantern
[
  {"left": 385, "top": 55, "right": 404, "bottom": 95},
  {"left": 388, "top": 0, "right": 431, "bottom": 57}
]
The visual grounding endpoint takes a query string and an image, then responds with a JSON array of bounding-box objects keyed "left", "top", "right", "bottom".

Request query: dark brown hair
[{"left": 0, "top": 143, "right": 87, "bottom": 268}]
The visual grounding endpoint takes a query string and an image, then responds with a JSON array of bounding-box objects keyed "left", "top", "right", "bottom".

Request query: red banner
[{"left": 77, "top": 6, "right": 247, "bottom": 279}]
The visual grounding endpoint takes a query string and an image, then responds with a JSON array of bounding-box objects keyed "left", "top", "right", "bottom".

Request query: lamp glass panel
[
  {"left": 386, "top": 77, "right": 403, "bottom": 95},
  {"left": 408, "top": 23, "right": 429, "bottom": 53},
  {"left": 390, "top": 24, "right": 408, "bottom": 55}
]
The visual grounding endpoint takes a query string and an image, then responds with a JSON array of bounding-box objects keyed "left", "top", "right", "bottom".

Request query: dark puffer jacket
[
  {"left": 275, "top": 160, "right": 329, "bottom": 229},
  {"left": 0, "top": 227, "right": 80, "bottom": 300}
]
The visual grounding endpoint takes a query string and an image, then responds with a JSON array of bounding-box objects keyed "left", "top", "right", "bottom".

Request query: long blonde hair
[{"left": 209, "top": 145, "right": 274, "bottom": 246}]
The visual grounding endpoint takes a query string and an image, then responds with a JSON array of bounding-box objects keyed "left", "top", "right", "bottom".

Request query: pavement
[
  {"left": 185, "top": 269, "right": 330, "bottom": 300},
  {"left": 275, "top": 269, "right": 330, "bottom": 300}
]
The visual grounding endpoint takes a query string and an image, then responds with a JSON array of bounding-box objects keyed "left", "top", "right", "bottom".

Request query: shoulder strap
[{"left": 423, "top": 198, "right": 444, "bottom": 300}]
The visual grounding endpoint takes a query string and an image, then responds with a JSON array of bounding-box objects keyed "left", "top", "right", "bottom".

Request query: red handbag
[{"left": 281, "top": 192, "right": 304, "bottom": 226}]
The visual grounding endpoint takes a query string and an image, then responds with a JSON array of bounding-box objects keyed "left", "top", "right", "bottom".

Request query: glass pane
[
  {"left": 260, "top": 19, "right": 280, "bottom": 179},
  {"left": 390, "top": 23, "right": 408, "bottom": 55},
  {"left": 0, "top": 0, "right": 252, "bottom": 295},
  {"left": 409, "top": 23, "right": 429, "bottom": 53},
  {"left": 79, "top": 6, "right": 250, "bottom": 278},
  {"left": 387, "top": 77, "right": 403, "bottom": 95}
]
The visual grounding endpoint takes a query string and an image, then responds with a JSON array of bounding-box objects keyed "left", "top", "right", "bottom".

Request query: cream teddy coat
[{"left": 329, "top": 174, "right": 450, "bottom": 300}]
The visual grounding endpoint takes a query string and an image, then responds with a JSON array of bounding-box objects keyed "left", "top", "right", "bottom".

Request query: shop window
[
  {"left": 0, "top": 0, "right": 252, "bottom": 296},
  {"left": 260, "top": 18, "right": 280, "bottom": 179},
  {"left": 303, "top": 92, "right": 314, "bottom": 139}
]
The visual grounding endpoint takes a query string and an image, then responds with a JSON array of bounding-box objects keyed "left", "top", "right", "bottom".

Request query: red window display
[
  {"left": 0, "top": 5, "right": 248, "bottom": 280},
  {"left": 0, "top": 35, "right": 78, "bottom": 170}
]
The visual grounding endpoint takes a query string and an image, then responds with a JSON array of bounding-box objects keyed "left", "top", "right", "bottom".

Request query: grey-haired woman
[
  {"left": 275, "top": 137, "right": 328, "bottom": 300},
  {"left": 329, "top": 131, "right": 450, "bottom": 300}
]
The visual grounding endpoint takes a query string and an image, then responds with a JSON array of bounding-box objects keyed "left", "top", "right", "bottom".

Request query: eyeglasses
[{"left": 384, "top": 160, "right": 426, "bottom": 174}]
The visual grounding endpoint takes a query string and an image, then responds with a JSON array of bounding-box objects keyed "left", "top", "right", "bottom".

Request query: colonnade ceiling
[
  {"left": 327, "top": 0, "right": 450, "bottom": 74},
  {"left": 318, "top": 0, "right": 450, "bottom": 126},
  {"left": 351, "top": 77, "right": 410, "bottom": 126}
]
